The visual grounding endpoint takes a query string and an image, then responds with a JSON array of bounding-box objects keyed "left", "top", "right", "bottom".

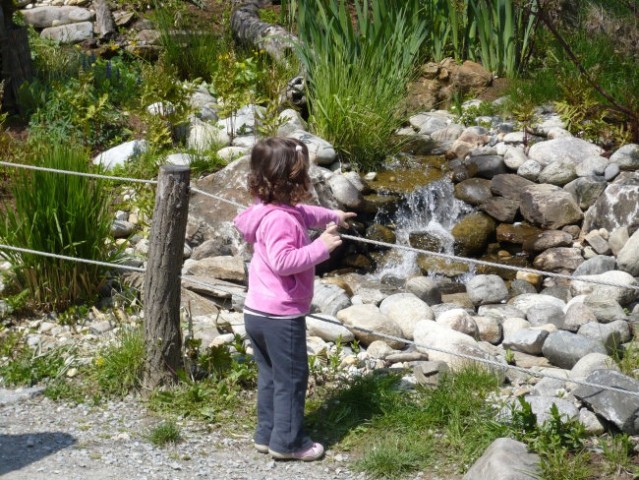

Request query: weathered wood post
[{"left": 143, "top": 165, "right": 190, "bottom": 390}]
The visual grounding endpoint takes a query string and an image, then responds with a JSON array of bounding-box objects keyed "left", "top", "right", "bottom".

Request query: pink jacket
[{"left": 234, "top": 203, "right": 340, "bottom": 316}]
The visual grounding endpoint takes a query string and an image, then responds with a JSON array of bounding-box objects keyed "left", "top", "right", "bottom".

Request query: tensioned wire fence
[{"left": 1, "top": 160, "right": 639, "bottom": 400}]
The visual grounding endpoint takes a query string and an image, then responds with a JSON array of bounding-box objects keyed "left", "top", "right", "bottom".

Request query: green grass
[
  {"left": 0, "top": 331, "right": 72, "bottom": 387},
  {"left": 90, "top": 327, "right": 146, "bottom": 398},
  {"left": 147, "top": 420, "right": 182, "bottom": 446},
  {"left": 154, "top": 7, "right": 223, "bottom": 81},
  {"left": 296, "top": 0, "right": 426, "bottom": 170},
  {"left": 306, "top": 366, "right": 503, "bottom": 477},
  {"left": 0, "top": 145, "right": 115, "bottom": 311},
  {"left": 356, "top": 432, "right": 435, "bottom": 479}
]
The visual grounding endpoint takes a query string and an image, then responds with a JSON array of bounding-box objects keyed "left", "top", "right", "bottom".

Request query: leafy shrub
[
  {"left": 138, "top": 61, "right": 193, "bottom": 149},
  {"left": 0, "top": 145, "right": 116, "bottom": 311}
]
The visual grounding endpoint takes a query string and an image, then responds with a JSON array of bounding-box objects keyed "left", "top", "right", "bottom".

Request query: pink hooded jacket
[{"left": 234, "top": 203, "right": 340, "bottom": 316}]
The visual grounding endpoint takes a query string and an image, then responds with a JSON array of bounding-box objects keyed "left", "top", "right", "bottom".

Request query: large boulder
[
  {"left": 336, "top": 304, "right": 405, "bottom": 348},
  {"left": 519, "top": 184, "right": 583, "bottom": 229},
  {"left": 583, "top": 172, "right": 639, "bottom": 232},
  {"left": 528, "top": 137, "right": 603, "bottom": 167},
  {"left": 573, "top": 370, "right": 639, "bottom": 434}
]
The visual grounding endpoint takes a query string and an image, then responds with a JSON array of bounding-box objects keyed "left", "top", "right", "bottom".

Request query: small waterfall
[{"left": 373, "top": 178, "right": 473, "bottom": 281}]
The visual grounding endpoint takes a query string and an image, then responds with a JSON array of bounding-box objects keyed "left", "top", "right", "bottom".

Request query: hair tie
[{"left": 295, "top": 145, "right": 303, "bottom": 152}]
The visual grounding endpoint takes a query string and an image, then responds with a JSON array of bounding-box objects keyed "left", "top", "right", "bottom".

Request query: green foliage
[
  {"left": 308, "top": 366, "right": 502, "bottom": 478},
  {"left": 416, "top": 0, "right": 540, "bottom": 77},
  {"left": 504, "top": 398, "right": 593, "bottom": 480},
  {"left": 147, "top": 420, "right": 182, "bottom": 446},
  {"left": 471, "top": 0, "right": 539, "bottom": 77},
  {"left": 452, "top": 100, "right": 498, "bottom": 127},
  {"left": 615, "top": 341, "right": 639, "bottom": 378},
  {"left": 417, "top": 365, "right": 503, "bottom": 466},
  {"left": 24, "top": 64, "right": 134, "bottom": 151},
  {"left": 139, "top": 61, "right": 193, "bottom": 149},
  {"left": 422, "top": 0, "right": 472, "bottom": 65},
  {"left": 0, "top": 145, "right": 116, "bottom": 311},
  {"left": 20, "top": 36, "right": 139, "bottom": 151},
  {"left": 539, "top": 449, "right": 592, "bottom": 480},
  {"left": 27, "top": 31, "right": 83, "bottom": 84},
  {"left": 154, "top": 7, "right": 222, "bottom": 81},
  {"left": 297, "top": 0, "right": 426, "bottom": 170},
  {"left": 0, "top": 289, "right": 29, "bottom": 319},
  {"left": 532, "top": 403, "right": 586, "bottom": 453},
  {"left": 279, "top": 0, "right": 298, "bottom": 30},
  {"left": 306, "top": 372, "right": 406, "bottom": 446},
  {"left": 355, "top": 432, "right": 435, "bottom": 479},
  {"left": 44, "top": 378, "right": 87, "bottom": 403},
  {"left": 600, "top": 433, "right": 639, "bottom": 477},
  {"left": 149, "top": 337, "right": 257, "bottom": 423},
  {"left": 187, "top": 151, "right": 227, "bottom": 178},
  {"left": 0, "top": 82, "right": 8, "bottom": 126},
  {"left": 555, "top": 75, "right": 625, "bottom": 145},
  {"left": 211, "top": 51, "right": 263, "bottom": 139},
  {"left": 90, "top": 327, "right": 146, "bottom": 398},
  {"left": 0, "top": 332, "right": 72, "bottom": 386},
  {"left": 551, "top": 28, "right": 638, "bottom": 145}
]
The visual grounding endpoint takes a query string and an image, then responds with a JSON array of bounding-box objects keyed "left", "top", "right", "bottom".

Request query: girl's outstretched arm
[{"left": 296, "top": 204, "right": 356, "bottom": 229}]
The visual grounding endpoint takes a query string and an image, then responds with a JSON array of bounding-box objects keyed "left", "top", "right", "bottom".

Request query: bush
[{"left": 0, "top": 145, "right": 116, "bottom": 311}]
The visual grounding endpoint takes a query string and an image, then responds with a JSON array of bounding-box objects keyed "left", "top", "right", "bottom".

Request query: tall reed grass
[
  {"left": 418, "top": 0, "right": 539, "bottom": 78},
  {"left": 297, "top": 0, "right": 426, "bottom": 170},
  {"left": 154, "top": 7, "right": 222, "bottom": 80},
  {"left": 471, "top": 0, "right": 539, "bottom": 78},
  {"left": 0, "top": 145, "right": 115, "bottom": 311}
]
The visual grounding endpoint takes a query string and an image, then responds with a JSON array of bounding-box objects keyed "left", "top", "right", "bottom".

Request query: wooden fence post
[{"left": 143, "top": 165, "right": 190, "bottom": 390}]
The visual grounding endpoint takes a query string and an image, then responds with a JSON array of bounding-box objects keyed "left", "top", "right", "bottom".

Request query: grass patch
[
  {"left": 306, "top": 365, "right": 502, "bottom": 477},
  {"left": 90, "top": 327, "right": 146, "bottom": 398},
  {"left": 0, "top": 145, "right": 116, "bottom": 311},
  {"left": 296, "top": 0, "right": 426, "bottom": 170},
  {"left": 148, "top": 342, "right": 257, "bottom": 426},
  {"left": 0, "top": 333, "right": 71, "bottom": 387},
  {"left": 147, "top": 420, "right": 182, "bottom": 446},
  {"left": 354, "top": 431, "right": 436, "bottom": 479}
]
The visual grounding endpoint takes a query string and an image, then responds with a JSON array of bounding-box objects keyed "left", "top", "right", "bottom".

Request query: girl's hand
[
  {"left": 320, "top": 223, "right": 342, "bottom": 252},
  {"left": 334, "top": 210, "right": 357, "bottom": 228}
]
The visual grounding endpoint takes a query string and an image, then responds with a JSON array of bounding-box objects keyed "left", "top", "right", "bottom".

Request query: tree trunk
[
  {"left": 0, "top": 3, "right": 33, "bottom": 113},
  {"left": 143, "top": 166, "right": 191, "bottom": 390}
]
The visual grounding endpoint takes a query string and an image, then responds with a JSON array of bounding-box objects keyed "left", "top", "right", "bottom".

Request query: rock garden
[{"left": 2, "top": 0, "right": 639, "bottom": 479}]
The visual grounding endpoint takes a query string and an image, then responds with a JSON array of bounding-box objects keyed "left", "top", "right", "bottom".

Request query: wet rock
[
  {"left": 454, "top": 178, "right": 492, "bottom": 205},
  {"left": 532, "top": 247, "right": 583, "bottom": 273},
  {"left": 451, "top": 212, "right": 496, "bottom": 256},
  {"left": 522, "top": 230, "right": 573, "bottom": 253}
]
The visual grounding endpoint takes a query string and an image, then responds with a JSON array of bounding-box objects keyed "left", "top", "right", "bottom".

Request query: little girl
[{"left": 234, "top": 137, "right": 355, "bottom": 461}]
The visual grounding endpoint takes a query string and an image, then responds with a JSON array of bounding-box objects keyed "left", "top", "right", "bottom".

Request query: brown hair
[{"left": 248, "top": 137, "right": 311, "bottom": 205}]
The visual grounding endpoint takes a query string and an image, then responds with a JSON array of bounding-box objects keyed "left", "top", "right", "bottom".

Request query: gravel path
[{"left": 0, "top": 388, "right": 370, "bottom": 480}]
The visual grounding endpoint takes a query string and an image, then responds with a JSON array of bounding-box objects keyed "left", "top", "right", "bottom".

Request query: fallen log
[{"left": 230, "top": 0, "right": 297, "bottom": 63}]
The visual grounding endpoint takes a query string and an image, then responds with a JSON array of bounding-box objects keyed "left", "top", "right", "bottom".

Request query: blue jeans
[{"left": 244, "top": 313, "right": 313, "bottom": 454}]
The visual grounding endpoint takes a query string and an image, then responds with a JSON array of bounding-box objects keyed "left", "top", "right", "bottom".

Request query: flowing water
[{"left": 373, "top": 178, "right": 474, "bottom": 281}]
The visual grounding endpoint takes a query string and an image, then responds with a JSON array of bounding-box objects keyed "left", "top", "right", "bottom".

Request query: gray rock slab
[
  {"left": 462, "top": 437, "right": 539, "bottom": 480},
  {"left": 573, "top": 370, "right": 639, "bottom": 434},
  {"left": 541, "top": 330, "right": 607, "bottom": 369}
]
